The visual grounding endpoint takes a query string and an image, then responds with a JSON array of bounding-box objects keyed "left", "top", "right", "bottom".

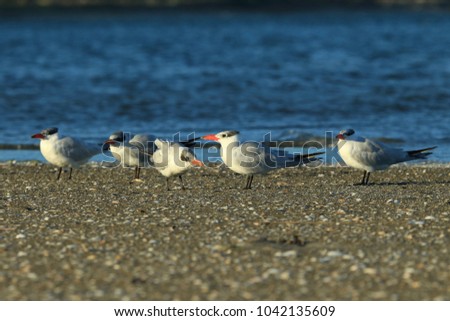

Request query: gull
[
  {"left": 336, "top": 128, "right": 436, "bottom": 185},
  {"left": 105, "top": 131, "right": 156, "bottom": 180},
  {"left": 151, "top": 139, "right": 203, "bottom": 191},
  {"left": 31, "top": 127, "right": 101, "bottom": 180},
  {"left": 202, "top": 130, "right": 323, "bottom": 189}
]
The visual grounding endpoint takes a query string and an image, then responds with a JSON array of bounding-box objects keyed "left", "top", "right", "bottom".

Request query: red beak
[
  {"left": 202, "top": 134, "right": 219, "bottom": 141},
  {"left": 103, "top": 140, "right": 117, "bottom": 145},
  {"left": 31, "top": 133, "right": 45, "bottom": 139},
  {"left": 336, "top": 134, "right": 345, "bottom": 140},
  {"left": 191, "top": 159, "right": 204, "bottom": 167}
]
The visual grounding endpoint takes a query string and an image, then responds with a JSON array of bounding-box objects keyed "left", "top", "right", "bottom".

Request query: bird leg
[
  {"left": 57, "top": 167, "right": 62, "bottom": 180},
  {"left": 358, "top": 171, "right": 371, "bottom": 185},
  {"left": 68, "top": 167, "right": 73, "bottom": 180},
  {"left": 179, "top": 175, "right": 185, "bottom": 190},
  {"left": 166, "top": 178, "right": 171, "bottom": 191},
  {"left": 244, "top": 175, "right": 253, "bottom": 189},
  {"left": 360, "top": 171, "right": 367, "bottom": 185},
  {"left": 364, "top": 172, "right": 371, "bottom": 185},
  {"left": 134, "top": 166, "right": 139, "bottom": 179}
]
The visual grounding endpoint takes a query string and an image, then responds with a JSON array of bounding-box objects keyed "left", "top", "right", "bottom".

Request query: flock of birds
[{"left": 31, "top": 127, "right": 436, "bottom": 189}]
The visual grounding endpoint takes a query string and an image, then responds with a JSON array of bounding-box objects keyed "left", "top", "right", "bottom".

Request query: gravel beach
[{"left": 1, "top": 163, "right": 449, "bottom": 300}]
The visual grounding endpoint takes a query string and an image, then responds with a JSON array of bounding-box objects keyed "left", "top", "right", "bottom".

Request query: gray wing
[
  {"left": 56, "top": 136, "right": 100, "bottom": 162},
  {"left": 129, "top": 134, "right": 157, "bottom": 154},
  {"left": 353, "top": 138, "right": 408, "bottom": 167},
  {"left": 129, "top": 134, "right": 157, "bottom": 165},
  {"left": 235, "top": 142, "right": 267, "bottom": 169},
  {"left": 270, "top": 149, "right": 324, "bottom": 168}
]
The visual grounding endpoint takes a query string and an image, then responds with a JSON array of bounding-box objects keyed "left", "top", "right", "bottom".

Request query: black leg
[
  {"left": 178, "top": 175, "right": 185, "bottom": 190},
  {"left": 57, "top": 167, "right": 62, "bottom": 180},
  {"left": 166, "top": 178, "right": 170, "bottom": 191},
  {"left": 68, "top": 168, "right": 72, "bottom": 179},
  {"left": 134, "top": 166, "right": 141, "bottom": 179},
  {"left": 244, "top": 175, "right": 253, "bottom": 189},
  {"left": 365, "top": 172, "right": 371, "bottom": 185},
  {"left": 360, "top": 171, "right": 366, "bottom": 185}
]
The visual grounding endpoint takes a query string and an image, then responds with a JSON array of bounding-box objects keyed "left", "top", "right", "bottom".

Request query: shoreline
[{"left": 2, "top": 159, "right": 450, "bottom": 167}]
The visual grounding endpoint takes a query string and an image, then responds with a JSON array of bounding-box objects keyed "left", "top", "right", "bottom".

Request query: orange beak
[
  {"left": 31, "top": 133, "right": 45, "bottom": 139},
  {"left": 202, "top": 134, "right": 219, "bottom": 141},
  {"left": 191, "top": 159, "right": 204, "bottom": 167}
]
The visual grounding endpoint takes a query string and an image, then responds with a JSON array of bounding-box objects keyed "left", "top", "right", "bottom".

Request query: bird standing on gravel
[
  {"left": 151, "top": 139, "right": 203, "bottom": 191},
  {"left": 105, "top": 131, "right": 156, "bottom": 181},
  {"left": 202, "top": 130, "right": 323, "bottom": 189},
  {"left": 336, "top": 128, "right": 436, "bottom": 185},
  {"left": 31, "top": 127, "right": 101, "bottom": 180}
]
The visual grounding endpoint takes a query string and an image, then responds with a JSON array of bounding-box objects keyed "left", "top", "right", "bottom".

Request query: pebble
[
  {"left": 363, "top": 268, "right": 377, "bottom": 275},
  {"left": 275, "top": 250, "right": 297, "bottom": 258}
]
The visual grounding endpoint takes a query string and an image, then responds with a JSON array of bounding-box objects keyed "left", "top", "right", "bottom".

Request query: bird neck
[
  {"left": 219, "top": 138, "right": 239, "bottom": 165},
  {"left": 336, "top": 139, "right": 346, "bottom": 149}
]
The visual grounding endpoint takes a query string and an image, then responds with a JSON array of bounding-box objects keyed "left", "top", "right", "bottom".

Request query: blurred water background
[{"left": 0, "top": 7, "right": 449, "bottom": 162}]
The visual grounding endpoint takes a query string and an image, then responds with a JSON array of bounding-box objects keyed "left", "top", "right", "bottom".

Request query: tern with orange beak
[
  {"left": 151, "top": 139, "right": 203, "bottom": 191},
  {"left": 336, "top": 128, "right": 436, "bottom": 185},
  {"left": 31, "top": 127, "right": 102, "bottom": 180},
  {"left": 202, "top": 130, "right": 323, "bottom": 189}
]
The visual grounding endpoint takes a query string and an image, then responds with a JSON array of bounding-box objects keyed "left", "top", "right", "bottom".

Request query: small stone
[
  {"left": 275, "top": 250, "right": 297, "bottom": 258},
  {"left": 327, "top": 250, "right": 342, "bottom": 257},
  {"left": 363, "top": 268, "right": 377, "bottom": 275}
]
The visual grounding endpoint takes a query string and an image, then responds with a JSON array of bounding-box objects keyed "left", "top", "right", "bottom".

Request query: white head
[
  {"left": 202, "top": 130, "right": 240, "bottom": 145},
  {"left": 104, "top": 131, "right": 132, "bottom": 146},
  {"left": 180, "top": 148, "right": 203, "bottom": 167},
  {"left": 335, "top": 128, "right": 355, "bottom": 141},
  {"left": 31, "top": 127, "right": 59, "bottom": 140}
]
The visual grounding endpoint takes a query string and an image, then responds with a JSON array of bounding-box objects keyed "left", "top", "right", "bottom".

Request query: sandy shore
[{"left": 1, "top": 163, "right": 449, "bottom": 300}]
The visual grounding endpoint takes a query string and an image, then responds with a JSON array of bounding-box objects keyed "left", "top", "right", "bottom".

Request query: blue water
[{"left": 1, "top": 9, "right": 449, "bottom": 162}]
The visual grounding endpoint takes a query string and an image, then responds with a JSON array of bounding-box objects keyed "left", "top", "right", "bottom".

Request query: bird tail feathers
[{"left": 407, "top": 146, "right": 436, "bottom": 159}]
